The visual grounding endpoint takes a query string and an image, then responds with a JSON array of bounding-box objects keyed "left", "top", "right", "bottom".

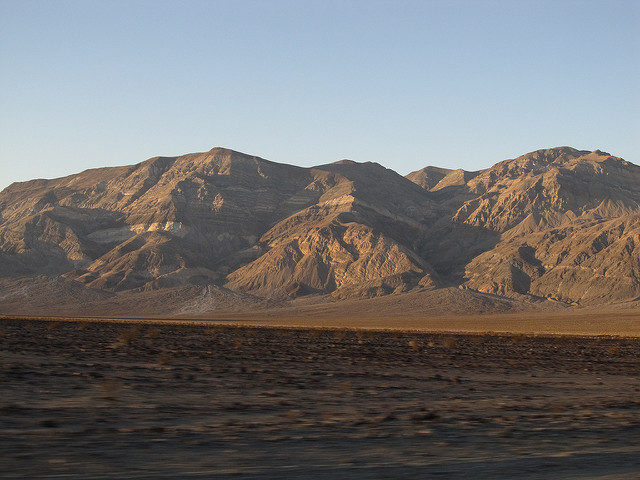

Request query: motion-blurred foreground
[{"left": 1, "top": 319, "right": 639, "bottom": 479}]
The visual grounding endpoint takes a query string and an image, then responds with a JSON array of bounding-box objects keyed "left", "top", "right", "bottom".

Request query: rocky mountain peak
[{"left": 1, "top": 145, "right": 639, "bottom": 315}]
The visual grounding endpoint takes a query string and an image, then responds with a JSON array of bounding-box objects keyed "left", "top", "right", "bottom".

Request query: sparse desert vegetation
[{"left": 1, "top": 318, "right": 640, "bottom": 478}]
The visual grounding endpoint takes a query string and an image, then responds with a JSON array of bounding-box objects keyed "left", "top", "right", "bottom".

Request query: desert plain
[{"left": 1, "top": 313, "right": 640, "bottom": 479}]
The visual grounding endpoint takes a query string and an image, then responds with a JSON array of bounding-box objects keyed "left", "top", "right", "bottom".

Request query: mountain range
[{"left": 1, "top": 146, "right": 639, "bottom": 317}]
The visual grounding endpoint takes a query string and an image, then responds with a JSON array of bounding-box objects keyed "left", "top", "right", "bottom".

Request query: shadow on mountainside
[{"left": 418, "top": 215, "right": 502, "bottom": 286}]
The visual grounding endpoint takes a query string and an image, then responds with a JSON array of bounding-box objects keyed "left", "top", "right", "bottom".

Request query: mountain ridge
[{"left": 1, "top": 146, "right": 638, "bottom": 316}]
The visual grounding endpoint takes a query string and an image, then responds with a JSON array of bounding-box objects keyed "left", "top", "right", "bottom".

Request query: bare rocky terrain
[
  {"left": 1, "top": 146, "right": 639, "bottom": 317},
  {"left": 1, "top": 318, "right": 639, "bottom": 479}
]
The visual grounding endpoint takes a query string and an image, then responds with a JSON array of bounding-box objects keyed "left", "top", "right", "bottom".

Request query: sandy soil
[
  {"left": 186, "top": 309, "right": 640, "bottom": 337},
  {"left": 4, "top": 306, "right": 640, "bottom": 336},
  {"left": 1, "top": 318, "right": 640, "bottom": 479}
]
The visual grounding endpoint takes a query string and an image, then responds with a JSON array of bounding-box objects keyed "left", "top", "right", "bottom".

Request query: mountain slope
[
  {"left": 407, "top": 147, "right": 640, "bottom": 303},
  {"left": 0, "top": 145, "right": 638, "bottom": 315},
  {"left": 0, "top": 148, "right": 440, "bottom": 300}
]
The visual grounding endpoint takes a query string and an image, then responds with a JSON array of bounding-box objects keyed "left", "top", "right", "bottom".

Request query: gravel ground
[{"left": 1, "top": 319, "right": 639, "bottom": 479}]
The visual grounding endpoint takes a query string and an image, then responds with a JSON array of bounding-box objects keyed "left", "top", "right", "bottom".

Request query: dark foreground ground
[{"left": 1, "top": 319, "right": 639, "bottom": 479}]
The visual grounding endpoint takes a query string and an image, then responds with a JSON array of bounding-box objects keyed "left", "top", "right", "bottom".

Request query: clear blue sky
[{"left": 1, "top": 0, "right": 638, "bottom": 191}]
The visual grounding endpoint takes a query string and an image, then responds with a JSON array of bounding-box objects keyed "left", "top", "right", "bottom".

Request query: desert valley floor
[{"left": 1, "top": 317, "right": 640, "bottom": 479}]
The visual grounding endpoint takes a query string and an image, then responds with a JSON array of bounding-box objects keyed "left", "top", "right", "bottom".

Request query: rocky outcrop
[
  {"left": 465, "top": 214, "right": 640, "bottom": 304},
  {"left": 407, "top": 147, "right": 640, "bottom": 304},
  {"left": 451, "top": 148, "right": 640, "bottom": 233},
  {"left": 226, "top": 204, "right": 440, "bottom": 298},
  {"left": 406, "top": 166, "right": 481, "bottom": 192}
]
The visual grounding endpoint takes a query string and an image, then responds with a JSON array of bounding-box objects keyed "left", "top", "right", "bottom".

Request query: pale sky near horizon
[{"left": 1, "top": 0, "right": 638, "bottom": 191}]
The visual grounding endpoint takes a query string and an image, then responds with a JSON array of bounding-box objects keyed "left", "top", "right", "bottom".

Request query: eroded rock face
[
  {"left": 407, "top": 147, "right": 640, "bottom": 304},
  {"left": 452, "top": 148, "right": 640, "bottom": 232},
  {"left": 224, "top": 159, "right": 441, "bottom": 297},
  {"left": 464, "top": 214, "right": 640, "bottom": 304},
  {"left": 0, "top": 147, "right": 438, "bottom": 297},
  {"left": 1, "top": 145, "right": 638, "bottom": 308},
  {"left": 406, "top": 166, "right": 481, "bottom": 192},
  {"left": 226, "top": 202, "right": 439, "bottom": 298}
]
